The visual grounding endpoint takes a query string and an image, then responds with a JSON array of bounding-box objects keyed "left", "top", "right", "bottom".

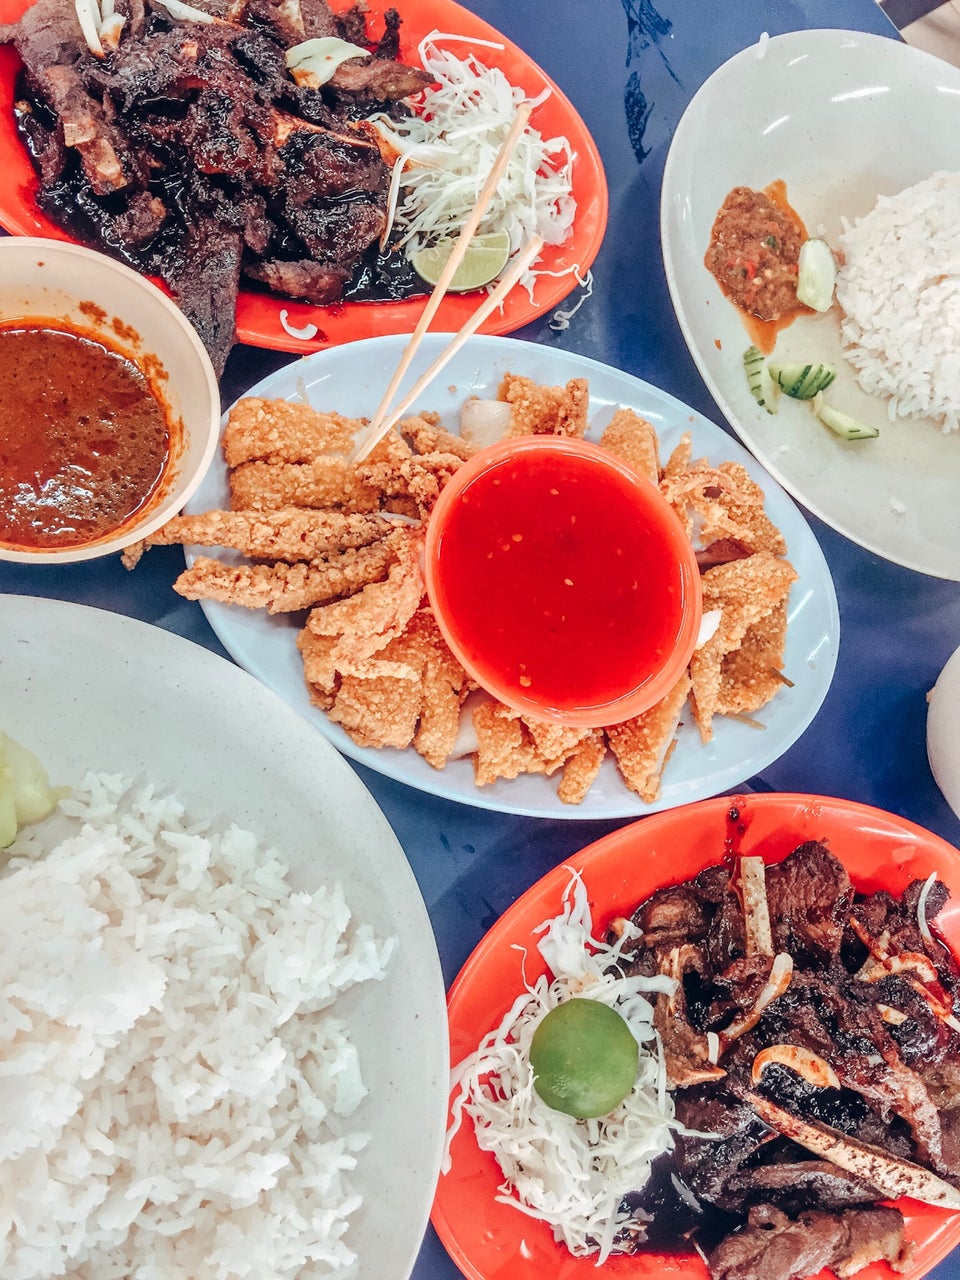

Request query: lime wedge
[{"left": 410, "top": 229, "right": 512, "bottom": 293}]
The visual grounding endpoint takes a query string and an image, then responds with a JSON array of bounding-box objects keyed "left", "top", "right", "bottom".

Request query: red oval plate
[
  {"left": 0, "top": 0, "right": 607, "bottom": 354},
  {"left": 433, "top": 793, "right": 960, "bottom": 1280}
]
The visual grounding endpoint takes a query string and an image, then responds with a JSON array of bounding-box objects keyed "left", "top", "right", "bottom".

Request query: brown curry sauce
[{"left": 0, "top": 322, "right": 171, "bottom": 551}]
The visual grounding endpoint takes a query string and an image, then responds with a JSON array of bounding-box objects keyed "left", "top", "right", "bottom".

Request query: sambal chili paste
[{"left": 704, "top": 181, "right": 809, "bottom": 350}]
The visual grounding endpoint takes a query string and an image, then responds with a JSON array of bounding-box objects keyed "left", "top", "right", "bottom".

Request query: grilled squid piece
[
  {"left": 751, "top": 1043, "right": 841, "bottom": 1090},
  {"left": 745, "top": 1091, "right": 960, "bottom": 1209}
]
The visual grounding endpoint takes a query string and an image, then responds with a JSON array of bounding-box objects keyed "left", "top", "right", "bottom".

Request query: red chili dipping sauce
[
  {"left": 425, "top": 437, "right": 701, "bottom": 726},
  {"left": 0, "top": 323, "right": 171, "bottom": 551}
]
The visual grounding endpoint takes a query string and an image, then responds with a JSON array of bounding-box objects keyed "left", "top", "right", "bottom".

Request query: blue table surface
[{"left": 3, "top": 0, "right": 960, "bottom": 1277}]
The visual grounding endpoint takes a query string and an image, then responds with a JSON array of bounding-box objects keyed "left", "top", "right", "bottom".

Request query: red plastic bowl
[{"left": 424, "top": 435, "right": 702, "bottom": 727}]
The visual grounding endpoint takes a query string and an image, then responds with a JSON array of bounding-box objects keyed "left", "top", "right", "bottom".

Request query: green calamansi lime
[
  {"left": 410, "top": 230, "right": 512, "bottom": 293},
  {"left": 529, "top": 997, "right": 639, "bottom": 1120}
]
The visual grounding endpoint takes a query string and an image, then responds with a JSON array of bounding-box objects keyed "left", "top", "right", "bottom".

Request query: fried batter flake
[
  {"left": 690, "top": 552, "right": 798, "bottom": 742},
  {"left": 472, "top": 702, "right": 547, "bottom": 786},
  {"left": 357, "top": 450, "right": 466, "bottom": 517},
  {"left": 662, "top": 432, "right": 694, "bottom": 480},
  {"left": 399, "top": 413, "right": 477, "bottom": 461},
  {"left": 323, "top": 610, "right": 471, "bottom": 761},
  {"left": 471, "top": 702, "right": 599, "bottom": 792},
  {"left": 327, "top": 667, "right": 422, "bottom": 750},
  {"left": 715, "top": 600, "right": 790, "bottom": 717},
  {"left": 498, "top": 373, "right": 590, "bottom": 438},
  {"left": 173, "top": 540, "right": 396, "bottom": 613},
  {"left": 599, "top": 408, "right": 661, "bottom": 485},
  {"left": 557, "top": 732, "right": 607, "bottom": 805},
  {"left": 660, "top": 458, "right": 786, "bottom": 556},
  {"left": 223, "top": 397, "right": 360, "bottom": 467},
  {"left": 229, "top": 457, "right": 383, "bottom": 512},
  {"left": 297, "top": 628, "right": 339, "bottom": 706},
  {"left": 304, "top": 526, "right": 424, "bottom": 666},
  {"left": 146, "top": 508, "right": 389, "bottom": 561},
  {"left": 606, "top": 673, "right": 692, "bottom": 804}
]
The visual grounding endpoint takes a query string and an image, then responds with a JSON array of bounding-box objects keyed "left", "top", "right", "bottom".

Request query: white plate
[
  {"left": 186, "top": 334, "right": 839, "bottom": 821},
  {"left": 0, "top": 595, "right": 447, "bottom": 1280},
  {"left": 661, "top": 28, "right": 960, "bottom": 581}
]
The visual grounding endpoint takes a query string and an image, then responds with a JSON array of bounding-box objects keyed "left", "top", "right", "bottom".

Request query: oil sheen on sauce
[
  {"left": 0, "top": 323, "right": 170, "bottom": 550},
  {"left": 431, "top": 449, "right": 687, "bottom": 716}
]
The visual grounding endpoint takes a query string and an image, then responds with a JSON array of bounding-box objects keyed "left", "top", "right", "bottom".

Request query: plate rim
[
  {"left": 433, "top": 790, "right": 960, "bottom": 1280},
  {"left": 660, "top": 26, "right": 960, "bottom": 582},
  {"left": 188, "top": 332, "right": 841, "bottom": 820}
]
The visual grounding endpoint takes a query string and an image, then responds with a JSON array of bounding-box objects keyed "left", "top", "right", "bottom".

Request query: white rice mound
[
  {"left": 835, "top": 170, "right": 960, "bottom": 433},
  {"left": 0, "top": 773, "right": 394, "bottom": 1280}
]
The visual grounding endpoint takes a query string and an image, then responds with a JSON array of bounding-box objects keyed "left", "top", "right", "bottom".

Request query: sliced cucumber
[
  {"left": 811, "top": 392, "right": 879, "bottom": 440},
  {"left": 743, "top": 345, "right": 779, "bottom": 414},
  {"left": 768, "top": 360, "right": 837, "bottom": 399},
  {"left": 796, "top": 238, "right": 837, "bottom": 312}
]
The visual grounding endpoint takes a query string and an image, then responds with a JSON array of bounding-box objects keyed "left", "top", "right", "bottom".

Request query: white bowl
[
  {"left": 661, "top": 29, "right": 960, "bottom": 581},
  {"left": 0, "top": 237, "right": 220, "bottom": 564}
]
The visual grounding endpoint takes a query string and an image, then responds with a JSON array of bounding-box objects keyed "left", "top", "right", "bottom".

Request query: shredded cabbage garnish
[
  {"left": 444, "top": 869, "right": 680, "bottom": 1262},
  {"left": 370, "top": 32, "right": 578, "bottom": 296},
  {"left": 549, "top": 267, "right": 593, "bottom": 329}
]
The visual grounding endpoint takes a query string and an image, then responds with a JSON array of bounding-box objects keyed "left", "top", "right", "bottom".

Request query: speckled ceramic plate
[{"left": 0, "top": 594, "right": 448, "bottom": 1280}]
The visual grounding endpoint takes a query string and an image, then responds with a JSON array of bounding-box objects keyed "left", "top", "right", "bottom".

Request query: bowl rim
[
  {"left": 0, "top": 236, "right": 220, "bottom": 565},
  {"left": 423, "top": 433, "right": 703, "bottom": 727}
]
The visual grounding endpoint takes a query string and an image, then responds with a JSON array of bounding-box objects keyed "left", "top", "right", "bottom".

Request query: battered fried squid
[
  {"left": 145, "top": 508, "right": 390, "bottom": 560},
  {"left": 175, "top": 541, "right": 397, "bottom": 613}
]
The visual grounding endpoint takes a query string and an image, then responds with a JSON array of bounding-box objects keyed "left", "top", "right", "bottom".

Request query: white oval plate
[
  {"left": 0, "top": 595, "right": 447, "bottom": 1280},
  {"left": 186, "top": 334, "right": 839, "bottom": 820},
  {"left": 662, "top": 28, "right": 960, "bottom": 581}
]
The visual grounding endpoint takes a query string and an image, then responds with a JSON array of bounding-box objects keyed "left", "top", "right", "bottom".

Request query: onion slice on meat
[
  {"left": 74, "top": 0, "right": 104, "bottom": 56},
  {"left": 285, "top": 37, "right": 371, "bottom": 89},
  {"left": 738, "top": 856, "right": 773, "bottom": 957},
  {"left": 459, "top": 398, "right": 512, "bottom": 449},
  {"left": 751, "top": 1044, "right": 841, "bottom": 1090},
  {"left": 715, "top": 952, "right": 793, "bottom": 1056}
]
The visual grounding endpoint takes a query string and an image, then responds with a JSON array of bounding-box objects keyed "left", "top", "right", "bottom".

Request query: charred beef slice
[
  {"left": 707, "top": 1203, "right": 908, "bottom": 1280},
  {"left": 765, "top": 840, "right": 853, "bottom": 962},
  {"left": 614, "top": 840, "right": 960, "bottom": 1274}
]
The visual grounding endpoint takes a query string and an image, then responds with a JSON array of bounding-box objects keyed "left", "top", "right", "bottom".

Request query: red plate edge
[
  {"left": 0, "top": 0, "right": 609, "bottom": 354},
  {"left": 432, "top": 793, "right": 960, "bottom": 1280}
]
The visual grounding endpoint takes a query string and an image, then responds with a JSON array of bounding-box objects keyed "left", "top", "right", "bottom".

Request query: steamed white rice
[
  {"left": 0, "top": 773, "right": 394, "bottom": 1280},
  {"left": 835, "top": 170, "right": 960, "bottom": 432}
]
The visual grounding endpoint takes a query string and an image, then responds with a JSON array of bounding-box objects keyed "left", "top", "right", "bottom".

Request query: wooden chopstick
[
  {"left": 348, "top": 101, "right": 534, "bottom": 465},
  {"left": 351, "top": 234, "right": 544, "bottom": 463}
]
